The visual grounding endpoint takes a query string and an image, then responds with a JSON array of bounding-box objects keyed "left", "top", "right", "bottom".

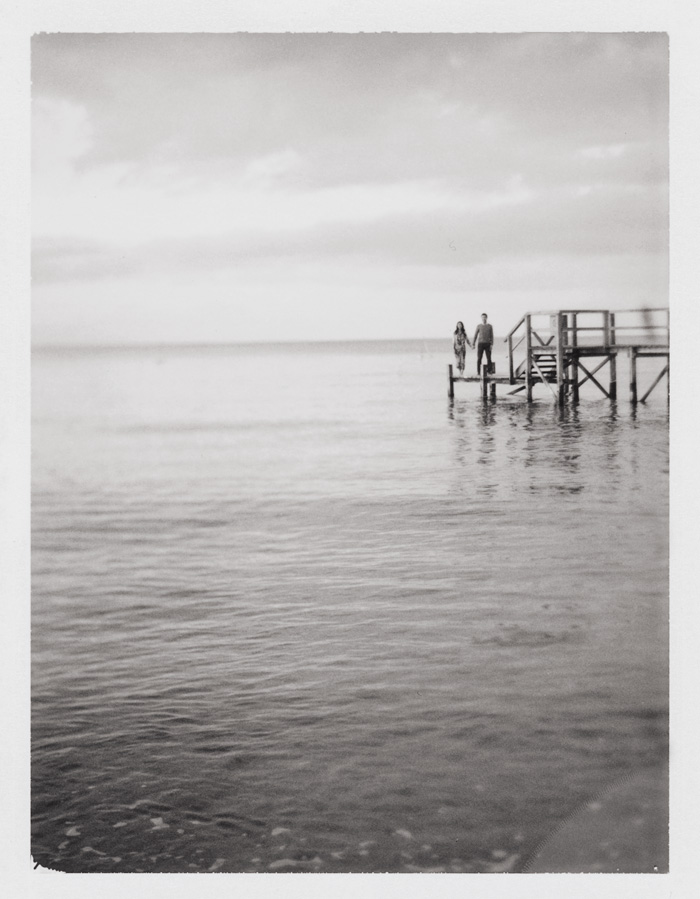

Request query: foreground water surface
[{"left": 32, "top": 341, "right": 669, "bottom": 873}]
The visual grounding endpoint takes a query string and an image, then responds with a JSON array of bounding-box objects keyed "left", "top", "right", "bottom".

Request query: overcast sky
[{"left": 31, "top": 33, "right": 668, "bottom": 345}]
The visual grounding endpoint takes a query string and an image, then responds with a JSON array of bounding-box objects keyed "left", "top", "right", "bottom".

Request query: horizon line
[{"left": 32, "top": 336, "right": 459, "bottom": 351}]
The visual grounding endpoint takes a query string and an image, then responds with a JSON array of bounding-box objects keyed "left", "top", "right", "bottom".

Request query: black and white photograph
[
  {"left": 28, "top": 29, "right": 671, "bottom": 877},
  {"left": 3, "top": 3, "right": 696, "bottom": 894}
]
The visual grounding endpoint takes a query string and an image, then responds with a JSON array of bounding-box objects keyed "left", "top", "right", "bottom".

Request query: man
[{"left": 473, "top": 313, "right": 494, "bottom": 375}]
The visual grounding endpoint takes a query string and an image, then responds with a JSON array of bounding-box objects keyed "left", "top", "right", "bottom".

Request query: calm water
[{"left": 32, "top": 340, "right": 669, "bottom": 873}]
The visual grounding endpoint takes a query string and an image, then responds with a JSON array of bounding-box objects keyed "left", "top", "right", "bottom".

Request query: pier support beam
[
  {"left": 629, "top": 348, "right": 638, "bottom": 404},
  {"left": 640, "top": 363, "right": 669, "bottom": 404},
  {"left": 525, "top": 314, "right": 533, "bottom": 402},
  {"left": 571, "top": 355, "right": 580, "bottom": 404},
  {"left": 570, "top": 314, "right": 579, "bottom": 404},
  {"left": 609, "top": 353, "right": 617, "bottom": 401},
  {"left": 447, "top": 364, "right": 454, "bottom": 400},
  {"left": 555, "top": 312, "right": 565, "bottom": 406},
  {"left": 609, "top": 314, "right": 617, "bottom": 401}
]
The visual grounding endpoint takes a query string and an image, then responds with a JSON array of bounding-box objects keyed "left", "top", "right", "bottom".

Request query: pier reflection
[
  {"left": 447, "top": 399, "right": 498, "bottom": 496},
  {"left": 447, "top": 398, "right": 636, "bottom": 501}
]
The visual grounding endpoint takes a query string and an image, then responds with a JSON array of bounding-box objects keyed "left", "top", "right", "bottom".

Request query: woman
[{"left": 453, "top": 321, "right": 470, "bottom": 375}]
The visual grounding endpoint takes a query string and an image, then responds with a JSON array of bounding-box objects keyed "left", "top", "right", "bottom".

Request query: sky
[{"left": 31, "top": 32, "right": 669, "bottom": 345}]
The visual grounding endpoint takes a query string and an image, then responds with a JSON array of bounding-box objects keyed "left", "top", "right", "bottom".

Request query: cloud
[
  {"left": 32, "top": 176, "right": 667, "bottom": 287},
  {"left": 31, "top": 34, "right": 668, "bottom": 178},
  {"left": 242, "top": 148, "right": 303, "bottom": 186},
  {"left": 578, "top": 143, "right": 627, "bottom": 160},
  {"left": 32, "top": 93, "right": 542, "bottom": 261},
  {"left": 30, "top": 34, "right": 669, "bottom": 343}
]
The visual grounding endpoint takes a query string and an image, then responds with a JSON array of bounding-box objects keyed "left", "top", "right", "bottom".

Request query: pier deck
[{"left": 452, "top": 376, "right": 513, "bottom": 384}]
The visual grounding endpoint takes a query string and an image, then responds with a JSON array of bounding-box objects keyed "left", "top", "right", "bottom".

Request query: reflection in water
[
  {"left": 447, "top": 400, "right": 471, "bottom": 478},
  {"left": 447, "top": 399, "right": 498, "bottom": 496},
  {"left": 446, "top": 398, "right": 652, "bottom": 501}
]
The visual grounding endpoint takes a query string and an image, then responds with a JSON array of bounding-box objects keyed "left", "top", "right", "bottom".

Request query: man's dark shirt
[{"left": 473, "top": 323, "right": 494, "bottom": 345}]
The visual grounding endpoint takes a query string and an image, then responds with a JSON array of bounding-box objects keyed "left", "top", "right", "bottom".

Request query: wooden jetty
[{"left": 448, "top": 308, "right": 669, "bottom": 405}]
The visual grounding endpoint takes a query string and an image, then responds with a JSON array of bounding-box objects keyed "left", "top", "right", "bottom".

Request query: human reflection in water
[{"left": 447, "top": 397, "right": 498, "bottom": 497}]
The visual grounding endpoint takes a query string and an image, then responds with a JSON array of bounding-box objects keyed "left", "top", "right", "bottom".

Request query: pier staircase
[{"left": 514, "top": 351, "right": 558, "bottom": 383}]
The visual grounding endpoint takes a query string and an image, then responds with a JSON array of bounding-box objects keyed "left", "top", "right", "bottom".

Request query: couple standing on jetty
[{"left": 454, "top": 314, "right": 494, "bottom": 375}]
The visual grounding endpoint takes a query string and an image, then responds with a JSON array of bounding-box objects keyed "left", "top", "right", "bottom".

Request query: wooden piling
[
  {"left": 629, "top": 348, "right": 638, "bottom": 404},
  {"left": 608, "top": 353, "right": 617, "bottom": 401},
  {"left": 480, "top": 362, "right": 488, "bottom": 400},
  {"left": 570, "top": 313, "right": 579, "bottom": 404},
  {"left": 609, "top": 313, "right": 617, "bottom": 400},
  {"left": 555, "top": 311, "right": 565, "bottom": 406},
  {"left": 525, "top": 314, "right": 533, "bottom": 402},
  {"left": 563, "top": 314, "right": 570, "bottom": 399},
  {"left": 447, "top": 364, "right": 454, "bottom": 399},
  {"left": 490, "top": 363, "right": 497, "bottom": 401}
]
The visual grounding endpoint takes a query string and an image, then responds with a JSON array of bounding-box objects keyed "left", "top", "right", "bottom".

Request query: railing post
[
  {"left": 525, "top": 315, "right": 533, "bottom": 402},
  {"left": 447, "top": 364, "right": 454, "bottom": 400},
  {"left": 609, "top": 312, "right": 617, "bottom": 400}
]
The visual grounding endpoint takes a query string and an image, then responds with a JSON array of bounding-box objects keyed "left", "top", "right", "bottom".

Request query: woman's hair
[{"left": 455, "top": 321, "right": 465, "bottom": 333}]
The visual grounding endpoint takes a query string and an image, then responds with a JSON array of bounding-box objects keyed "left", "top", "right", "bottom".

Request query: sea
[{"left": 31, "top": 339, "right": 669, "bottom": 873}]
